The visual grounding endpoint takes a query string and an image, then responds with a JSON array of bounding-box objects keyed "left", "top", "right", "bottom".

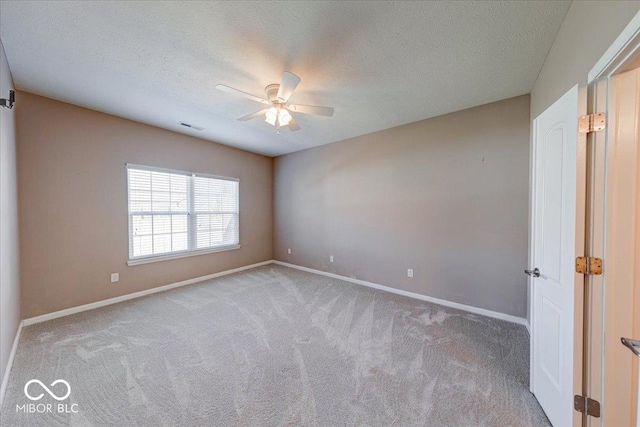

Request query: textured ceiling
[{"left": 0, "top": 1, "right": 570, "bottom": 157}]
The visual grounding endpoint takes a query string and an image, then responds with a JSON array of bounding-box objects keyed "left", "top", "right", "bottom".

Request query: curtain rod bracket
[{"left": 0, "top": 90, "right": 15, "bottom": 109}]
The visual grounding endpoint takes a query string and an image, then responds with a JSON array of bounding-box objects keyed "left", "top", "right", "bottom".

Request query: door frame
[
  {"left": 588, "top": 12, "right": 640, "bottom": 84},
  {"left": 585, "top": 10, "right": 640, "bottom": 427}
]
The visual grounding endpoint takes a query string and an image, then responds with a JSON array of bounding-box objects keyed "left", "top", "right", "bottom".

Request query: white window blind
[{"left": 127, "top": 165, "right": 239, "bottom": 261}]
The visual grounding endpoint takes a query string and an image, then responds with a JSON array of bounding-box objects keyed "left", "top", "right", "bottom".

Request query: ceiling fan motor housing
[{"left": 265, "top": 84, "right": 281, "bottom": 104}]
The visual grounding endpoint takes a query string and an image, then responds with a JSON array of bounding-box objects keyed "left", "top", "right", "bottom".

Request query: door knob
[
  {"left": 621, "top": 337, "right": 640, "bottom": 357},
  {"left": 525, "top": 268, "right": 540, "bottom": 278}
]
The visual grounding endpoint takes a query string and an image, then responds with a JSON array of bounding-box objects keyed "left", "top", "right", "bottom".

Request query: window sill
[{"left": 127, "top": 245, "right": 241, "bottom": 266}]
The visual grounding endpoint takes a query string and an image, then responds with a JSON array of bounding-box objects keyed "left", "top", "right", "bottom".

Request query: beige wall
[
  {"left": 530, "top": 1, "right": 640, "bottom": 118},
  {"left": 274, "top": 95, "right": 531, "bottom": 318},
  {"left": 0, "top": 41, "right": 20, "bottom": 400},
  {"left": 16, "top": 92, "right": 273, "bottom": 319}
]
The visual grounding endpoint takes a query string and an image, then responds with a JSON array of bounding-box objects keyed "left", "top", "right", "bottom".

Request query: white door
[{"left": 530, "top": 85, "right": 585, "bottom": 427}]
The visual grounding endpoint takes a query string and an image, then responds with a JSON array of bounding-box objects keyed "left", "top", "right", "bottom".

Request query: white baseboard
[
  {"left": 273, "top": 260, "right": 528, "bottom": 327},
  {"left": 20, "top": 257, "right": 526, "bottom": 344},
  {"left": 6, "top": 258, "right": 527, "bottom": 409},
  {"left": 0, "top": 320, "right": 24, "bottom": 410},
  {"left": 23, "top": 260, "right": 274, "bottom": 326}
]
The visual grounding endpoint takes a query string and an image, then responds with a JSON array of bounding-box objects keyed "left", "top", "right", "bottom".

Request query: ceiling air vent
[{"left": 179, "top": 122, "right": 204, "bottom": 131}]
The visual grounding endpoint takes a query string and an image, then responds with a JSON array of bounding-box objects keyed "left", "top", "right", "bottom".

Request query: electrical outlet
[
  {"left": 110, "top": 273, "right": 119, "bottom": 283},
  {"left": 330, "top": 255, "right": 334, "bottom": 263},
  {"left": 287, "top": 248, "right": 292, "bottom": 254},
  {"left": 407, "top": 269, "right": 413, "bottom": 278}
]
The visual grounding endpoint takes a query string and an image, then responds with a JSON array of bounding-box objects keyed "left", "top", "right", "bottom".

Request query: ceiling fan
[{"left": 216, "top": 71, "right": 334, "bottom": 134}]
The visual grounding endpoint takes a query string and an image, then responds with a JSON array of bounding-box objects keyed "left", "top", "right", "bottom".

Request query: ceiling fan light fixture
[
  {"left": 217, "top": 71, "right": 333, "bottom": 133},
  {"left": 278, "top": 108, "right": 292, "bottom": 126},
  {"left": 265, "top": 107, "right": 278, "bottom": 125}
]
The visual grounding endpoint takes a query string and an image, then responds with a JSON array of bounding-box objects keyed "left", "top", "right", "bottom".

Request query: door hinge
[
  {"left": 575, "top": 256, "right": 603, "bottom": 275},
  {"left": 574, "top": 395, "right": 601, "bottom": 418},
  {"left": 578, "top": 113, "right": 606, "bottom": 134}
]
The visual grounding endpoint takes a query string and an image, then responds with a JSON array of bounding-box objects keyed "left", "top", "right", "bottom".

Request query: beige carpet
[{"left": 1, "top": 265, "right": 549, "bottom": 426}]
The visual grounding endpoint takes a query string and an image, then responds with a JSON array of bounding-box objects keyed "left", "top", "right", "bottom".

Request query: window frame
[{"left": 126, "top": 163, "right": 240, "bottom": 266}]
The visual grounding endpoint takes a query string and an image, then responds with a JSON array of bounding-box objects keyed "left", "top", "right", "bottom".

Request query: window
[{"left": 127, "top": 164, "right": 239, "bottom": 264}]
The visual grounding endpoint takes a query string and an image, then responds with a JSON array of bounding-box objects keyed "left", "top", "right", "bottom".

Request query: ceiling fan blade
[
  {"left": 287, "top": 104, "right": 334, "bottom": 117},
  {"left": 276, "top": 72, "right": 301, "bottom": 103},
  {"left": 238, "top": 109, "right": 268, "bottom": 121},
  {"left": 287, "top": 117, "right": 301, "bottom": 132},
  {"left": 216, "top": 84, "right": 269, "bottom": 105}
]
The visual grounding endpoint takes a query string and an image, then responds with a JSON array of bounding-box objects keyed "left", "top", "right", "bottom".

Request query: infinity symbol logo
[{"left": 24, "top": 379, "right": 71, "bottom": 401}]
